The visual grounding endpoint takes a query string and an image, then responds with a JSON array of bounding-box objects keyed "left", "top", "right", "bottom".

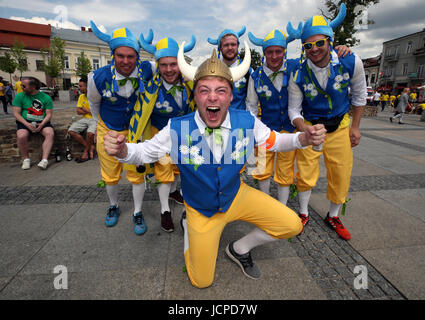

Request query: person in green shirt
[{"left": 12, "top": 76, "right": 55, "bottom": 170}]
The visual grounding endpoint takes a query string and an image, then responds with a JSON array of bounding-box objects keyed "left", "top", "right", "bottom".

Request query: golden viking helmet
[{"left": 177, "top": 40, "right": 251, "bottom": 84}]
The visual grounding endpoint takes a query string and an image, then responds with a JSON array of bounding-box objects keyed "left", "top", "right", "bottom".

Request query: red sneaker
[
  {"left": 298, "top": 214, "right": 310, "bottom": 233},
  {"left": 324, "top": 213, "right": 351, "bottom": 240}
]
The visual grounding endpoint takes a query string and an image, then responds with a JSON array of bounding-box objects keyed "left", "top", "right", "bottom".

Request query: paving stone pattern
[{"left": 0, "top": 175, "right": 409, "bottom": 300}]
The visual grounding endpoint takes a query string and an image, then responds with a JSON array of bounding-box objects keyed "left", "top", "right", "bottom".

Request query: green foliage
[
  {"left": 41, "top": 37, "right": 66, "bottom": 84},
  {"left": 239, "top": 48, "right": 262, "bottom": 70},
  {"left": 320, "top": 0, "right": 380, "bottom": 47},
  {"left": 0, "top": 51, "right": 17, "bottom": 76},
  {"left": 9, "top": 38, "right": 27, "bottom": 76},
  {"left": 75, "top": 51, "right": 92, "bottom": 78}
]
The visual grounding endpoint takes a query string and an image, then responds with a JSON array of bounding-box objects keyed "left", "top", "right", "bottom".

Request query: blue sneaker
[
  {"left": 133, "top": 212, "right": 147, "bottom": 235},
  {"left": 105, "top": 205, "right": 120, "bottom": 227}
]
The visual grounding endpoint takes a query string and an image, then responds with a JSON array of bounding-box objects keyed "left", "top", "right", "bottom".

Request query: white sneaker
[
  {"left": 22, "top": 158, "right": 31, "bottom": 170},
  {"left": 37, "top": 159, "right": 49, "bottom": 170}
]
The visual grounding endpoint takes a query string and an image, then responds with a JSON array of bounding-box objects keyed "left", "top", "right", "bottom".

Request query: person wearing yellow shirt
[
  {"left": 68, "top": 77, "right": 96, "bottom": 162},
  {"left": 381, "top": 93, "right": 389, "bottom": 111},
  {"left": 14, "top": 80, "right": 23, "bottom": 94},
  {"left": 390, "top": 94, "right": 396, "bottom": 108},
  {"left": 0, "top": 76, "right": 7, "bottom": 114}
]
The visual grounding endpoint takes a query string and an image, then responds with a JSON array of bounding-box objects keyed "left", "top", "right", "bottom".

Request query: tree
[
  {"left": 41, "top": 37, "right": 66, "bottom": 88},
  {"left": 0, "top": 52, "right": 17, "bottom": 84},
  {"left": 10, "top": 38, "right": 28, "bottom": 77},
  {"left": 239, "top": 48, "right": 262, "bottom": 70},
  {"left": 319, "top": 0, "right": 380, "bottom": 47},
  {"left": 75, "top": 51, "right": 92, "bottom": 78}
]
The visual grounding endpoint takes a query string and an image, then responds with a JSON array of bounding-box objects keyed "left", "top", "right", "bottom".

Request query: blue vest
[
  {"left": 251, "top": 59, "right": 298, "bottom": 132},
  {"left": 295, "top": 54, "right": 356, "bottom": 121},
  {"left": 170, "top": 109, "right": 256, "bottom": 217},
  {"left": 151, "top": 83, "right": 191, "bottom": 131},
  {"left": 230, "top": 68, "right": 252, "bottom": 110},
  {"left": 93, "top": 62, "right": 153, "bottom": 130}
]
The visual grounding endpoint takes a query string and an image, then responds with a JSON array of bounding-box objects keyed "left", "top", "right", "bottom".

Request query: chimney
[{"left": 81, "top": 26, "right": 86, "bottom": 31}]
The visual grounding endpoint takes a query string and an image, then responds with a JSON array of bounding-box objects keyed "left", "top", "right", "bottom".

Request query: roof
[{"left": 51, "top": 27, "right": 107, "bottom": 46}]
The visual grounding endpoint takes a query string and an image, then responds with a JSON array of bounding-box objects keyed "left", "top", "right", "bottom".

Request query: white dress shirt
[
  {"left": 119, "top": 110, "right": 305, "bottom": 165},
  {"left": 87, "top": 62, "right": 156, "bottom": 123},
  {"left": 246, "top": 61, "right": 286, "bottom": 116},
  {"left": 162, "top": 80, "right": 183, "bottom": 109},
  {"left": 288, "top": 51, "right": 367, "bottom": 124}
]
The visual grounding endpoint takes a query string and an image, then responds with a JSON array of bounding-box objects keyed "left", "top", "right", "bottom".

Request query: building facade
[
  {"left": 378, "top": 28, "right": 425, "bottom": 92},
  {"left": 363, "top": 55, "right": 381, "bottom": 89},
  {"left": 0, "top": 17, "right": 51, "bottom": 86}
]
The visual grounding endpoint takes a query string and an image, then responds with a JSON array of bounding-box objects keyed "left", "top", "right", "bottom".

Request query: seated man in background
[
  {"left": 68, "top": 77, "right": 97, "bottom": 162},
  {"left": 12, "top": 76, "right": 54, "bottom": 170}
]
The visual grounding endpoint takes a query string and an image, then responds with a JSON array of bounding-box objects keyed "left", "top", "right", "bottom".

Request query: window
[
  {"left": 402, "top": 63, "right": 409, "bottom": 76},
  {"left": 394, "top": 45, "right": 399, "bottom": 57},
  {"left": 407, "top": 41, "right": 413, "bottom": 54},
  {"left": 371, "top": 73, "right": 376, "bottom": 84},
  {"left": 418, "top": 65, "right": 425, "bottom": 78},
  {"left": 92, "top": 58, "right": 100, "bottom": 70},
  {"left": 64, "top": 56, "right": 70, "bottom": 69},
  {"left": 107, "top": 60, "right": 112, "bottom": 65},
  {"left": 36, "top": 60, "right": 44, "bottom": 71}
]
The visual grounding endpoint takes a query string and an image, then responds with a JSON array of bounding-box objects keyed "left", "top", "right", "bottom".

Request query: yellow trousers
[
  {"left": 252, "top": 130, "right": 296, "bottom": 186},
  {"left": 183, "top": 182, "right": 302, "bottom": 288},
  {"left": 296, "top": 126, "right": 353, "bottom": 204},
  {"left": 151, "top": 126, "right": 179, "bottom": 184},
  {"left": 96, "top": 118, "right": 145, "bottom": 185}
]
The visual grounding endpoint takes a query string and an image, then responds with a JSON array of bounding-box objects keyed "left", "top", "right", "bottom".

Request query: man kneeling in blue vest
[{"left": 103, "top": 41, "right": 326, "bottom": 288}]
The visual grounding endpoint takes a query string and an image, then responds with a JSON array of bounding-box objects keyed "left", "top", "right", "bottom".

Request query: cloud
[{"left": 9, "top": 16, "right": 80, "bottom": 30}]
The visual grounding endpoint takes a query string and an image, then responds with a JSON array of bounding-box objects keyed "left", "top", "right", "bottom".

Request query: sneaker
[
  {"left": 169, "top": 190, "right": 184, "bottom": 205},
  {"left": 389, "top": 117, "right": 393, "bottom": 123},
  {"left": 324, "top": 213, "right": 351, "bottom": 240},
  {"left": 133, "top": 211, "right": 147, "bottom": 235},
  {"left": 399, "top": 121, "right": 405, "bottom": 124},
  {"left": 299, "top": 213, "right": 310, "bottom": 233},
  {"left": 161, "top": 211, "right": 174, "bottom": 233},
  {"left": 37, "top": 159, "right": 48, "bottom": 170},
  {"left": 225, "top": 241, "right": 261, "bottom": 280},
  {"left": 22, "top": 158, "right": 31, "bottom": 170},
  {"left": 105, "top": 205, "right": 120, "bottom": 227}
]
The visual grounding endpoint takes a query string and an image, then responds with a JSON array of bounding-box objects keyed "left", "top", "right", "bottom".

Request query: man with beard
[{"left": 208, "top": 27, "right": 252, "bottom": 110}]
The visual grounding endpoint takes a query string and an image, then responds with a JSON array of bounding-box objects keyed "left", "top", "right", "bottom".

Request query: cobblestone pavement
[{"left": 0, "top": 175, "right": 409, "bottom": 300}]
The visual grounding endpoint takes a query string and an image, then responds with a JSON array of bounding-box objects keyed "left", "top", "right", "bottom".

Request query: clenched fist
[
  {"left": 103, "top": 131, "right": 128, "bottom": 159},
  {"left": 298, "top": 124, "right": 326, "bottom": 147}
]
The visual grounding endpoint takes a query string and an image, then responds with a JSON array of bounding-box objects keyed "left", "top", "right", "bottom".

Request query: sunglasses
[{"left": 302, "top": 37, "right": 329, "bottom": 50}]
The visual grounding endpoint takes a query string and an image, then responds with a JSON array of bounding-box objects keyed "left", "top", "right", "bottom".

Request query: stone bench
[{"left": 0, "top": 112, "right": 89, "bottom": 163}]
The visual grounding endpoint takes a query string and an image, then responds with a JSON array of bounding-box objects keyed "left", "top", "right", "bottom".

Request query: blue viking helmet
[
  {"left": 90, "top": 21, "right": 140, "bottom": 53},
  {"left": 207, "top": 26, "right": 246, "bottom": 47},
  {"left": 139, "top": 34, "right": 196, "bottom": 61},
  {"left": 248, "top": 22, "right": 302, "bottom": 52},
  {"left": 300, "top": 2, "right": 346, "bottom": 43}
]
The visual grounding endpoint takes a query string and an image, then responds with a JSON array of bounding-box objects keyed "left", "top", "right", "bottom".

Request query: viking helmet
[
  {"left": 90, "top": 21, "right": 141, "bottom": 53},
  {"left": 139, "top": 34, "right": 196, "bottom": 61},
  {"left": 207, "top": 26, "right": 246, "bottom": 47},
  {"left": 178, "top": 40, "right": 251, "bottom": 84},
  {"left": 300, "top": 3, "right": 346, "bottom": 42}
]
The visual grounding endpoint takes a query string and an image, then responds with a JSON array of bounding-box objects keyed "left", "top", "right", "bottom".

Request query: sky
[{"left": 1, "top": 0, "right": 425, "bottom": 66}]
